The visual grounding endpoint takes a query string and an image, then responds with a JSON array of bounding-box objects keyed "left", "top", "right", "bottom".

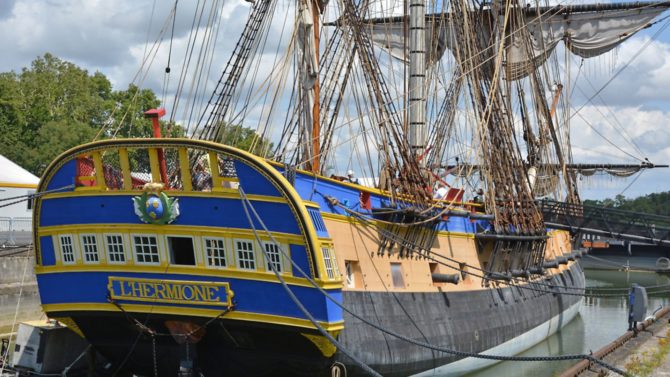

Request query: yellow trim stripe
[
  {"left": 40, "top": 190, "right": 293, "bottom": 204},
  {"left": 37, "top": 224, "right": 306, "bottom": 244},
  {"left": 34, "top": 265, "right": 342, "bottom": 290},
  {"left": 41, "top": 303, "right": 345, "bottom": 331},
  {"left": 0, "top": 182, "right": 38, "bottom": 189}
]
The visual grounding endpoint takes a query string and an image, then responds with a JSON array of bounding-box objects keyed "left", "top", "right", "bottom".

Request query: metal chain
[{"left": 152, "top": 334, "right": 158, "bottom": 377}]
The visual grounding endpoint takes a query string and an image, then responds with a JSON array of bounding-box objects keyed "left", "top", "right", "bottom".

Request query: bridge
[{"left": 537, "top": 200, "right": 670, "bottom": 247}]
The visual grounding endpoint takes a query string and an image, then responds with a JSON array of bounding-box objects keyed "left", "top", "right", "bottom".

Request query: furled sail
[
  {"left": 363, "top": 2, "right": 669, "bottom": 80},
  {"left": 297, "top": 0, "right": 319, "bottom": 166}
]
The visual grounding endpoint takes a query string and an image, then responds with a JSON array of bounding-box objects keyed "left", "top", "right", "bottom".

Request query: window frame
[
  {"left": 234, "top": 238, "right": 256, "bottom": 271},
  {"left": 203, "top": 236, "right": 228, "bottom": 269},
  {"left": 59, "top": 234, "right": 77, "bottom": 265},
  {"left": 262, "top": 241, "right": 284, "bottom": 273},
  {"left": 104, "top": 233, "right": 127, "bottom": 264},
  {"left": 131, "top": 234, "right": 161, "bottom": 265},
  {"left": 345, "top": 260, "right": 355, "bottom": 288},
  {"left": 166, "top": 234, "right": 197, "bottom": 266},
  {"left": 79, "top": 233, "right": 100, "bottom": 264}
]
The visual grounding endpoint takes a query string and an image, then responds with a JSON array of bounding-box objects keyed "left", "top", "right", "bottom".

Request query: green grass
[{"left": 625, "top": 329, "right": 670, "bottom": 377}]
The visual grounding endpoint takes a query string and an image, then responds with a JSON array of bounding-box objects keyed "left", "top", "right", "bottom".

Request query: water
[{"left": 465, "top": 268, "right": 670, "bottom": 377}]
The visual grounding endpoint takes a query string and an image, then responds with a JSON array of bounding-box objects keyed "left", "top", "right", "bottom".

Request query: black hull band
[{"left": 337, "top": 262, "right": 585, "bottom": 376}]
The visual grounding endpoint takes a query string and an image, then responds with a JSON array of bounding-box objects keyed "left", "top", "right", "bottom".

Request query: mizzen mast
[{"left": 408, "top": 0, "right": 427, "bottom": 164}]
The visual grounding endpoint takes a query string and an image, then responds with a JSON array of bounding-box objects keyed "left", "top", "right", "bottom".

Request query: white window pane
[
  {"left": 236, "top": 240, "right": 255, "bottom": 270},
  {"left": 205, "top": 238, "right": 227, "bottom": 267}
]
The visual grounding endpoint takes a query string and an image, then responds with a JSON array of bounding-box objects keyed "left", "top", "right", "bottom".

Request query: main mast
[
  {"left": 311, "top": 0, "right": 322, "bottom": 173},
  {"left": 408, "top": 0, "right": 426, "bottom": 163}
]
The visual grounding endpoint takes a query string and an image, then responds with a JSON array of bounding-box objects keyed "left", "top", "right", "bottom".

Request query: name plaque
[{"left": 108, "top": 277, "right": 233, "bottom": 307}]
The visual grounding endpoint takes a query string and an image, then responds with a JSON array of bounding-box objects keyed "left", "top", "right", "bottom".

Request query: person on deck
[
  {"left": 434, "top": 182, "right": 449, "bottom": 200},
  {"left": 345, "top": 170, "right": 359, "bottom": 184},
  {"left": 473, "top": 188, "right": 484, "bottom": 204}
]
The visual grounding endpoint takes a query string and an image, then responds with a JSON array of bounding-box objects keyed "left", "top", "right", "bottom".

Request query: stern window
[
  {"left": 205, "top": 238, "right": 227, "bottom": 268},
  {"left": 263, "top": 242, "right": 283, "bottom": 273},
  {"left": 167, "top": 236, "right": 196, "bottom": 266},
  {"left": 59, "top": 235, "right": 75, "bottom": 264},
  {"left": 133, "top": 235, "right": 160, "bottom": 264},
  {"left": 322, "top": 247, "right": 339, "bottom": 280},
  {"left": 80, "top": 234, "right": 99, "bottom": 263},
  {"left": 235, "top": 240, "right": 256, "bottom": 270},
  {"left": 105, "top": 234, "right": 126, "bottom": 263}
]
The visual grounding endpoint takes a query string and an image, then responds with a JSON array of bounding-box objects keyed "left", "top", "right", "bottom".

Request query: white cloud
[{"left": 569, "top": 36, "right": 670, "bottom": 107}]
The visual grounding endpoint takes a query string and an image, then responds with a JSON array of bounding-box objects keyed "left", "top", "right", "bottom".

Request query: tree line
[
  {"left": 584, "top": 192, "right": 670, "bottom": 216},
  {"left": 0, "top": 53, "right": 183, "bottom": 176},
  {"left": 0, "top": 53, "right": 273, "bottom": 177}
]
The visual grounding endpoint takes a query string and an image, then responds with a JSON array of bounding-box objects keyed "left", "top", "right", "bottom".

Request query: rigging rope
[
  {"left": 320, "top": 193, "right": 660, "bottom": 297},
  {"left": 163, "top": 0, "right": 179, "bottom": 106},
  {"left": 237, "top": 187, "right": 631, "bottom": 376},
  {"left": 0, "top": 185, "right": 75, "bottom": 209},
  {"left": 238, "top": 187, "right": 383, "bottom": 377}
]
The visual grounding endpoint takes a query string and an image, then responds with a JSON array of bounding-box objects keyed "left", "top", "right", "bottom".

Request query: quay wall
[{"left": 0, "top": 255, "right": 43, "bottom": 335}]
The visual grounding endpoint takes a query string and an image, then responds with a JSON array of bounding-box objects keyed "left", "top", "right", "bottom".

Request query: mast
[
  {"left": 408, "top": 0, "right": 426, "bottom": 163},
  {"left": 311, "top": 0, "right": 321, "bottom": 173}
]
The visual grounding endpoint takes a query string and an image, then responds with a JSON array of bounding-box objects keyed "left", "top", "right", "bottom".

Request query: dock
[
  {"left": 0, "top": 252, "right": 43, "bottom": 337},
  {"left": 559, "top": 307, "right": 670, "bottom": 376}
]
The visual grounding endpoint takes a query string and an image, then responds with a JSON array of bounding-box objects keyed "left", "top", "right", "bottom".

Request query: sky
[{"left": 1, "top": 0, "right": 670, "bottom": 200}]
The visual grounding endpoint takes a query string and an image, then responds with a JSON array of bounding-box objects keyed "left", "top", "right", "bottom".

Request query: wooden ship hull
[{"left": 32, "top": 139, "right": 584, "bottom": 376}]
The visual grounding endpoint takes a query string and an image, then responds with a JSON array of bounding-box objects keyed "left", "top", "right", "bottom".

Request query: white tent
[
  {"left": 0, "top": 155, "right": 39, "bottom": 188},
  {"left": 0, "top": 155, "right": 39, "bottom": 246}
]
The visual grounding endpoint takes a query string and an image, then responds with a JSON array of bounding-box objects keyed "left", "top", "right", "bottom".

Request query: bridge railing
[{"left": 536, "top": 199, "right": 670, "bottom": 246}]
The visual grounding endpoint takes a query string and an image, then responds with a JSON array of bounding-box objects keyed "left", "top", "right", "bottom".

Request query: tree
[
  {"left": 0, "top": 54, "right": 184, "bottom": 176},
  {"left": 0, "top": 72, "right": 28, "bottom": 165},
  {"left": 0, "top": 54, "right": 116, "bottom": 174},
  {"left": 217, "top": 123, "right": 274, "bottom": 157},
  {"left": 24, "top": 120, "right": 97, "bottom": 174},
  {"left": 584, "top": 192, "right": 670, "bottom": 216}
]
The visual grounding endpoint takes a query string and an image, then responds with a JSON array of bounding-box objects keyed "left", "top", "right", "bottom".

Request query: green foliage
[
  {"left": 584, "top": 192, "right": 670, "bottom": 216},
  {"left": 0, "top": 53, "right": 184, "bottom": 176},
  {"left": 624, "top": 329, "right": 670, "bottom": 376},
  {"left": 218, "top": 123, "right": 273, "bottom": 157},
  {"left": 0, "top": 53, "right": 266, "bottom": 177},
  {"left": 27, "top": 120, "right": 98, "bottom": 174}
]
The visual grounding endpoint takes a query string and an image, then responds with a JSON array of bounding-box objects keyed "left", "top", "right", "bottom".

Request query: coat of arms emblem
[{"left": 133, "top": 183, "right": 180, "bottom": 225}]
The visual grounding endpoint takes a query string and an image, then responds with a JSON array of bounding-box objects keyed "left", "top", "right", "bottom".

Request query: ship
[{"left": 31, "top": 1, "right": 670, "bottom": 376}]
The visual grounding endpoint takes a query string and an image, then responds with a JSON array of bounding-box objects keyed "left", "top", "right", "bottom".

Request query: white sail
[{"left": 364, "top": 5, "right": 667, "bottom": 80}]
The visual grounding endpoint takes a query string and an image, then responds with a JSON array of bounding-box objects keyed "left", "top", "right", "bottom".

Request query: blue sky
[{"left": 0, "top": 0, "right": 668, "bottom": 200}]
